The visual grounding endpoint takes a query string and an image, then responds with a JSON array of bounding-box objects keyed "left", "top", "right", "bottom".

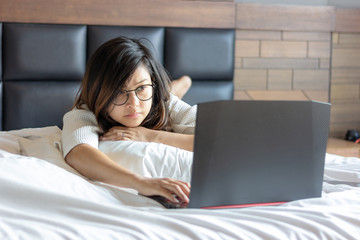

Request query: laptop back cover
[{"left": 188, "top": 100, "right": 330, "bottom": 209}]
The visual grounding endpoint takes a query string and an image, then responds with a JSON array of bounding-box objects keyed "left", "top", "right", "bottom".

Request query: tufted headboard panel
[
  {"left": 165, "top": 28, "right": 234, "bottom": 105},
  {"left": 0, "top": 23, "right": 234, "bottom": 131}
]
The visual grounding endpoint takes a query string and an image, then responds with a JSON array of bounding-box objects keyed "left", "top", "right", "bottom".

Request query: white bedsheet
[{"left": 1, "top": 127, "right": 360, "bottom": 239}]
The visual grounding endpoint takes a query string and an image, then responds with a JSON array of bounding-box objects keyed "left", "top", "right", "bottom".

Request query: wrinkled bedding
[{"left": 1, "top": 126, "right": 360, "bottom": 240}]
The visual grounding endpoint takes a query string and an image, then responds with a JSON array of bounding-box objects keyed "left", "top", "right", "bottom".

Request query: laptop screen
[{"left": 188, "top": 100, "right": 330, "bottom": 209}]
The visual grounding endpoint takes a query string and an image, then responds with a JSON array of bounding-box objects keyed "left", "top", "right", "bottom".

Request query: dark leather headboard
[{"left": 0, "top": 23, "right": 234, "bottom": 130}]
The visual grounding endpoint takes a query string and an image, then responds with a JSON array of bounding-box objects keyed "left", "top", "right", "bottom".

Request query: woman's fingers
[
  {"left": 100, "top": 126, "right": 151, "bottom": 142},
  {"left": 137, "top": 177, "right": 191, "bottom": 203},
  {"left": 161, "top": 179, "right": 190, "bottom": 203},
  {"left": 100, "top": 127, "right": 127, "bottom": 141}
]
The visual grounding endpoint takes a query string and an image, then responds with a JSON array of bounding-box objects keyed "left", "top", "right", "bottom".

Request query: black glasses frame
[{"left": 112, "top": 84, "right": 154, "bottom": 106}]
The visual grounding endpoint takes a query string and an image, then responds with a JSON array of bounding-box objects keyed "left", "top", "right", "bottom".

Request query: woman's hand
[
  {"left": 100, "top": 126, "right": 154, "bottom": 142},
  {"left": 134, "top": 176, "right": 190, "bottom": 204},
  {"left": 101, "top": 126, "right": 194, "bottom": 152}
]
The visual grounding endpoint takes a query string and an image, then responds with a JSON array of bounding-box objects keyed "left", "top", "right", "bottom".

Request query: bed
[{"left": 1, "top": 22, "right": 360, "bottom": 239}]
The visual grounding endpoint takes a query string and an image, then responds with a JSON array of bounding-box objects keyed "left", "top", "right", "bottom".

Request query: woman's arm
[
  {"left": 66, "top": 143, "right": 190, "bottom": 203},
  {"left": 100, "top": 126, "right": 194, "bottom": 151},
  {"left": 62, "top": 108, "right": 190, "bottom": 203}
]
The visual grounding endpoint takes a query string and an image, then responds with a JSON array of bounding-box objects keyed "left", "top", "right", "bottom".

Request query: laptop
[{"left": 150, "top": 100, "right": 331, "bottom": 209}]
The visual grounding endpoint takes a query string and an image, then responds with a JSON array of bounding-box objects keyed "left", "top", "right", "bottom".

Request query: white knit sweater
[{"left": 61, "top": 94, "right": 197, "bottom": 157}]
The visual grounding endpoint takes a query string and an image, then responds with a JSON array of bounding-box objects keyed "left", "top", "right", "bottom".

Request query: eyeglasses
[{"left": 112, "top": 84, "right": 154, "bottom": 106}]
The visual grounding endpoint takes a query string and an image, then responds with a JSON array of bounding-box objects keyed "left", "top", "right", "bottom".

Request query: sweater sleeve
[
  {"left": 168, "top": 94, "right": 197, "bottom": 134},
  {"left": 61, "top": 108, "right": 101, "bottom": 157}
]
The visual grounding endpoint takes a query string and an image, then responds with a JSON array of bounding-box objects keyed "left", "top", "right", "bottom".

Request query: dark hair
[{"left": 74, "top": 37, "right": 172, "bottom": 132}]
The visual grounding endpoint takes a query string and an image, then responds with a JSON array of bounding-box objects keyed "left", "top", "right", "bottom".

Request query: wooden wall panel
[
  {"left": 0, "top": 0, "right": 235, "bottom": 28},
  {"left": 335, "top": 8, "right": 360, "bottom": 32},
  {"left": 236, "top": 4, "right": 335, "bottom": 32},
  {"left": 3, "top": 1, "right": 350, "bottom": 32}
]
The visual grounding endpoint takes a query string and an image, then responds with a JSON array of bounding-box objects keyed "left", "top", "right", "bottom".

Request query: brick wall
[
  {"left": 331, "top": 32, "right": 360, "bottom": 138},
  {"left": 233, "top": 30, "right": 331, "bottom": 103},
  {"left": 233, "top": 29, "right": 360, "bottom": 138}
]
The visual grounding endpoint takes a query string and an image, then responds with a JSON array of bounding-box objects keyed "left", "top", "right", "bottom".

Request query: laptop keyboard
[{"left": 147, "top": 195, "right": 188, "bottom": 209}]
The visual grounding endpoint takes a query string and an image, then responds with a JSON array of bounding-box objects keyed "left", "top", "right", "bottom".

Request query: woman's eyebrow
[
  {"left": 124, "top": 79, "right": 151, "bottom": 89},
  {"left": 136, "top": 79, "right": 150, "bottom": 84},
  {"left": 133, "top": 79, "right": 152, "bottom": 87}
]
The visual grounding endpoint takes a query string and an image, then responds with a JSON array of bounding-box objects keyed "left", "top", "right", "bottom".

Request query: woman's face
[{"left": 107, "top": 65, "right": 153, "bottom": 127}]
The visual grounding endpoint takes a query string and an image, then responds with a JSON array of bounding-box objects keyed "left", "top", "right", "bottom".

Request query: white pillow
[
  {"left": 0, "top": 126, "right": 61, "bottom": 155},
  {"left": 99, "top": 141, "right": 193, "bottom": 183},
  {"left": 19, "top": 132, "right": 81, "bottom": 176},
  {"left": 0, "top": 132, "right": 22, "bottom": 154}
]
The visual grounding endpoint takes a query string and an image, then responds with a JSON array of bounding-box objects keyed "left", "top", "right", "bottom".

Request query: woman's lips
[{"left": 125, "top": 112, "right": 140, "bottom": 119}]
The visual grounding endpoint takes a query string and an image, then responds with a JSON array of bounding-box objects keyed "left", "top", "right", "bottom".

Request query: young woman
[{"left": 61, "top": 37, "right": 196, "bottom": 204}]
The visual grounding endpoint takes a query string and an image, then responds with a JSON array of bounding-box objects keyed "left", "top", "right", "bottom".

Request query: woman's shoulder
[
  {"left": 64, "top": 104, "right": 92, "bottom": 115},
  {"left": 168, "top": 93, "right": 190, "bottom": 109},
  {"left": 63, "top": 105, "right": 97, "bottom": 125},
  {"left": 166, "top": 94, "right": 197, "bottom": 134},
  {"left": 167, "top": 93, "right": 197, "bottom": 112}
]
